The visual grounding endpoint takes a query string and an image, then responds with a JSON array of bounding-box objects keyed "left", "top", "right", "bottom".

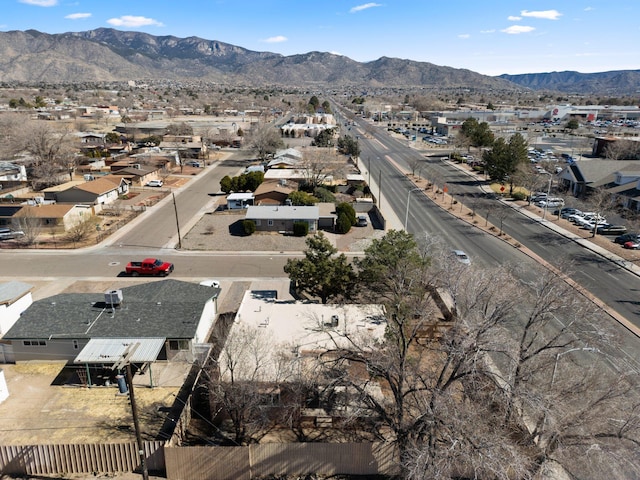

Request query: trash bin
[{"left": 116, "top": 374, "right": 128, "bottom": 394}]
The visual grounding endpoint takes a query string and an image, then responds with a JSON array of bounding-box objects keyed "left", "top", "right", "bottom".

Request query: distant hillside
[
  {"left": 0, "top": 28, "right": 516, "bottom": 90},
  {"left": 499, "top": 70, "right": 640, "bottom": 95},
  {"left": 0, "top": 29, "right": 636, "bottom": 94}
]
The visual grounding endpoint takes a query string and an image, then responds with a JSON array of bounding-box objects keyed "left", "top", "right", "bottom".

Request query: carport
[{"left": 74, "top": 337, "right": 166, "bottom": 388}]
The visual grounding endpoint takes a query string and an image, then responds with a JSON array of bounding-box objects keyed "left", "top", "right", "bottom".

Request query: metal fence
[
  {"left": 0, "top": 441, "right": 398, "bottom": 478},
  {"left": 0, "top": 441, "right": 165, "bottom": 477}
]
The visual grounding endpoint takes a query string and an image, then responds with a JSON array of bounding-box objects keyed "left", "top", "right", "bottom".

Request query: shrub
[
  {"left": 335, "top": 202, "right": 357, "bottom": 226},
  {"left": 512, "top": 191, "right": 527, "bottom": 201},
  {"left": 336, "top": 212, "right": 352, "bottom": 234},
  {"left": 242, "top": 220, "right": 256, "bottom": 235},
  {"left": 292, "top": 221, "right": 309, "bottom": 237},
  {"left": 313, "top": 186, "right": 336, "bottom": 203}
]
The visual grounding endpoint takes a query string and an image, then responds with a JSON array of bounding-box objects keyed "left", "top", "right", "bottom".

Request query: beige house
[
  {"left": 13, "top": 204, "right": 96, "bottom": 234},
  {"left": 253, "top": 180, "right": 295, "bottom": 205},
  {"left": 43, "top": 178, "right": 127, "bottom": 205}
]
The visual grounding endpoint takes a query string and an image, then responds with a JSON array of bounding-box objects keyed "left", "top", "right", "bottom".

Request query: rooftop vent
[{"left": 104, "top": 289, "right": 123, "bottom": 307}]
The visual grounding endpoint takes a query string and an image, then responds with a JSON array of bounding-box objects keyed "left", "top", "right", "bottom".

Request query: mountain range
[{"left": 0, "top": 28, "right": 637, "bottom": 95}]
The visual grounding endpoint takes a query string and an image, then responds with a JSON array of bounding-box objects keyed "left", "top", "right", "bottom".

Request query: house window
[
  {"left": 268, "top": 220, "right": 274, "bottom": 226},
  {"left": 23, "top": 340, "right": 47, "bottom": 346},
  {"left": 169, "top": 340, "right": 189, "bottom": 351},
  {"left": 254, "top": 220, "right": 261, "bottom": 226}
]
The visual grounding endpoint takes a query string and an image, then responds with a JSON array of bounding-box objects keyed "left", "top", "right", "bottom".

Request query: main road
[
  {"left": 343, "top": 112, "right": 640, "bottom": 334},
  {"left": 339, "top": 109, "right": 640, "bottom": 378}
]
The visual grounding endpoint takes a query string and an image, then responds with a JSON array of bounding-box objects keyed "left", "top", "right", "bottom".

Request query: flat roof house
[
  {"left": 245, "top": 205, "right": 319, "bottom": 233},
  {"left": 227, "top": 192, "right": 255, "bottom": 209}
]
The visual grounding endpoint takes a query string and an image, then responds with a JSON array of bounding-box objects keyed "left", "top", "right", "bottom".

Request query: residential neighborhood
[{"left": 0, "top": 82, "right": 639, "bottom": 480}]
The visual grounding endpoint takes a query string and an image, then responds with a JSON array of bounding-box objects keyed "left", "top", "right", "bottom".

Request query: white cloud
[
  {"left": 65, "top": 13, "right": 91, "bottom": 20},
  {"left": 502, "top": 25, "right": 535, "bottom": 34},
  {"left": 508, "top": 15, "right": 521, "bottom": 21},
  {"left": 350, "top": 3, "right": 382, "bottom": 13},
  {"left": 262, "top": 35, "right": 288, "bottom": 44},
  {"left": 106, "top": 16, "right": 164, "bottom": 28},
  {"left": 584, "top": 7, "right": 594, "bottom": 11},
  {"left": 458, "top": 34, "right": 470, "bottom": 39},
  {"left": 520, "top": 10, "right": 562, "bottom": 20},
  {"left": 19, "top": 0, "right": 57, "bottom": 6},
  {"left": 480, "top": 29, "right": 496, "bottom": 34}
]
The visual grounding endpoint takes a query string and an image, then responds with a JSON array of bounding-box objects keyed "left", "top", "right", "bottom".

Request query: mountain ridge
[{"left": 0, "top": 28, "right": 636, "bottom": 94}]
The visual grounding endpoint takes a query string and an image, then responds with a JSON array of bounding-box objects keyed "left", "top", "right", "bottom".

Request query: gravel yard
[{"left": 180, "top": 209, "right": 385, "bottom": 253}]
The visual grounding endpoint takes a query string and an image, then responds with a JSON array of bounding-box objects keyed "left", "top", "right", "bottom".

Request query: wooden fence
[
  {"left": 164, "top": 442, "right": 399, "bottom": 480},
  {"left": 0, "top": 440, "right": 165, "bottom": 477}
]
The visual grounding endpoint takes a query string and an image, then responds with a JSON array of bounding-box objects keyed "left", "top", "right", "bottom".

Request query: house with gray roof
[
  {"left": 245, "top": 205, "right": 319, "bottom": 233},
  {"left": 558, "top": 159, "right": 640, "bottom": 211},
  {"left": 2, "top": 279, "right": 221, "bottom": 366}
]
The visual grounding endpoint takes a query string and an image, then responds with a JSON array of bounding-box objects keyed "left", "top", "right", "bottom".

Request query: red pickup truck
[{"left": 126, "top": 258, "right": 174, "bottom": 276}]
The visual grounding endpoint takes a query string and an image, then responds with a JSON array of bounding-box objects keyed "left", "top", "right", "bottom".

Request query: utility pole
[
  {"left": 378, "top": 169, "right": 382, "bottom": 210},
  {"left": 114, "top": 343, "right": 148, "bottom": 480},
  {"left": 125, "top": 363, "right": 149, "bottom": 480},
  {"left": 172, "top": 192, "right": 182, "bottom": 249}
]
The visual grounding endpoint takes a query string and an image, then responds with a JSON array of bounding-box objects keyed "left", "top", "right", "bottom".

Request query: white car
[
  {"left": 568, "top": 211, "right": 594, "bottom": 223},
  {"left": 536, "top": 198, "right": 564, "bottom": 208},
  {"left": 575, "top": 214, "right": 606, "bottom": 228},
  {"left": 199, "top": 279, "right": 221, "bottom": 288},
  {"left": 452, "top": 250, "right": 471, "bottom": 265},
  {"left": 145, "top": 180, "right": 163, "bottom": 187}
]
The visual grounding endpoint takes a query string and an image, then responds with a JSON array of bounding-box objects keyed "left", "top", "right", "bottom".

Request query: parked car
[
  {"left": 623, "top": 241, "right": 640, "bottom": 250},
  {"left": 614, "top": 233, "right": 640, "bottom": 245},
  {"left": 596, "top": 225, "right": 627, "bottom": 235},
  {"left": 568, "top": 211, "right": 595, "bottom": 223},
  {"left": 529, "top": 193, "right": 548, "bottom": 203},
  {"left": 0, "top": 228, "right": 25, "bottom": 240},
  {"left": 356, "top": 214, "right": 368, "bottom": 227},
  {"left": 560, "top": 208, "right": 582, "bottom": 219},
  {"left": 552, "top": 207, "right": 578, "bottom": 217},
  {"left": 452, "top": 250, "right": 471, "bottom": 265},
  {"left": 575, "top": 214, "right": 606, "bottom": 228},
  {"left": 536, "top": 198, "right": 565, "bottom": 208},
  {"left": 145, "top": 180, "right": 163, "bottom": 187}
]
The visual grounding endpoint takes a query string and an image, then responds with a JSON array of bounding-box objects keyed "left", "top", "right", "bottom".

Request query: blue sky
[{"left": 2, "top": 0, "right": 638, "bottom": 76}]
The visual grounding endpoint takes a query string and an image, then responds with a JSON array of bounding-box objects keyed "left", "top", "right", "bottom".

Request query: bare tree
[
  {"left": 208, "top": 323, "right": 298, "bottom": 445},
  {"left": 586, "top": 186, "right": 619, "bottom": 237},
  {"left": 604, "top": 139, "right": 640, "bottom": 161},
  {"left": 66, "top": 216, "right": 99, "bottom": 244},
  {"left": 20, "top": 120, "right": 75, "bottom": 168},
  {"left": 13, "top": 211, "right": 42, "bottom": 246},
  {"left": 245, "top": 122, "right": 284, "bottom": 161},
  {"left": 299, "top": 148, "right": 345, "bottom": 190}
]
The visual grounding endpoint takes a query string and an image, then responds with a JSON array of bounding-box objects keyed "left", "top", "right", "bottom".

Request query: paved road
[
  {"left": 348, "top": 115, "right": 640, "bottom": 334},
  {"left": 340, "top": 112, "right": 640, "bottom": 381}
]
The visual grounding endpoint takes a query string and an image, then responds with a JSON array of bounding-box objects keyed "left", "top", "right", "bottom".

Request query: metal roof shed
[{"left": 74, "top": 337, "right": 166, "bottom": 387}]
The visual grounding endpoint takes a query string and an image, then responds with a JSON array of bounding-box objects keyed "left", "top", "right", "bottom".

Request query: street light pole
[
  {"left": 404, "top": 187, "right": 422, "bottom": 231},
  {"left": 541, "top": 172, "right": 553, "bottom": 220},
  {"left": 551, "top": 347, "right": 600, "bottom": 387}
]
